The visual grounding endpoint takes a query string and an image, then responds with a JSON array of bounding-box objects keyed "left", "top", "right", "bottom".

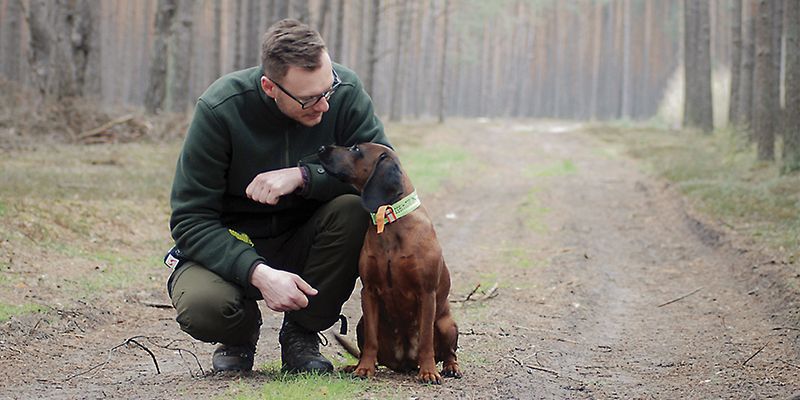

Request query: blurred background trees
[{"left": 0, "top": 0, "right": 797, "bottom": 171}]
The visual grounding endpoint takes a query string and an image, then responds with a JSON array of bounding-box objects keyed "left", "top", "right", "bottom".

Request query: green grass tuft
[
  {"left": 0, "top": 302, "right": 45, "bottom": 322},
  {"left": 398, "top": 145, "right": 471, "bottom": 195},
  {"left": 525, "top": 159, "right": 577, "bottom": 178},
  {"left": 221, "top": 366, "right": 370, "bottom": 400}
]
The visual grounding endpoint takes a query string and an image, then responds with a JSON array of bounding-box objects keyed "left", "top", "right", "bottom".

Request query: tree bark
[
  {"left": 144, "top": 0, "right": 177, "bottom": 114},
  {"left": 781, "top": 0, "right": 799, "bottom": 172},
  {"left": 2, "top": 0, "right": 22, "bottom": 82},
  {"left": 364, "top": 0, "right": 380, "bottom": 97},
  {"left": 753, "top": 0, "right": 776, "bottom": 160},
  {"left": 683, "top": 0, "right": 714, "bottom": 133},
  {"left": 621, "top": 0, "right": 632, "bottom": 119},
  {"left": 437, "top": 0, "right": 449, "bottom": 123},
  {"left": 211, "top": 0, "right": 221, "bottom": 78},
  {"left": 729, "top": 0, "right": 743, "bottom": 126},
  {"left": 739, "top": 0, "right": 757, "bottom": 130},
  {"left": 166, "top": 0, "right": 193, "bottom": 113},
  {"left": 245, "top": 0, "right": 261, "bottom": 67},
  {"left": 389, "top": 1, "right": 409, "bottom": 122},
  {"left": 291, "top": 0, "right": 309, "bottom": 23}
]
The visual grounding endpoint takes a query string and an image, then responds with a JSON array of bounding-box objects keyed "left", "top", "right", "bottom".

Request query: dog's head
[{"left": 318, "top": 143, "right": 406, "bottom": 212}]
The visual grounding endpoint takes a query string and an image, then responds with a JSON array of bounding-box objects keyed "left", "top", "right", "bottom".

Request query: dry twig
[
  {"left": 657, "top": 287, "right": 703, "bottom": 308},
  {"left": 743, "top": 341, "right": 770, "bottom": 366},
  {"left": 77, "top": 114, "right": 134, "bottom": 140},
  {"left": 505, "top": 355, "right": 559, "bottom": 377}
]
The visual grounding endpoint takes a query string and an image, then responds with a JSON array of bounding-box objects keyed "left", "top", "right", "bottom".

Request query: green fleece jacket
[{"left": 169, "top": 63, "right": 389, "bottom": 290}]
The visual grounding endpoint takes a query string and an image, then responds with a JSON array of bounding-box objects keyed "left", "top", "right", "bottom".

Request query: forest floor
[{"left": 1, "top": 119, "right": 799, "bottom": 399}]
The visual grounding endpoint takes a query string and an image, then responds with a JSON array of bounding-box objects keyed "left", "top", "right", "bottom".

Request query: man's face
[{"left": 261, "top": 52, "right": 335, "bottom": 127}]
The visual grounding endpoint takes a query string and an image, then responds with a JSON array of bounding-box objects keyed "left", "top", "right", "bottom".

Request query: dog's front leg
[
  {"left": 353, "top": 286, "right": 379, "bottom": 378},
  {"left": 416, "top": 290, "right": 442, "bottom": 384}
]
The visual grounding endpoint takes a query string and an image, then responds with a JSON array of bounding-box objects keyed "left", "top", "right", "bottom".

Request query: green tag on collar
[{"left": 370, "top": 191, "right": 421, "bottom": 225}]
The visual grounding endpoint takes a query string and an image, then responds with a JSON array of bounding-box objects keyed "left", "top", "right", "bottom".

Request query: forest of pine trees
[{"left": 0, "top": 0, "right": 798, "bottom": 171}]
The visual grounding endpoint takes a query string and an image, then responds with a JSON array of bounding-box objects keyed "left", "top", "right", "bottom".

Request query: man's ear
[
  {"left": 362, "top": 154, "right": 404, "bottom": 212},
  {"left": 261, "top": 76, "right": 276, "bottom": 98}
]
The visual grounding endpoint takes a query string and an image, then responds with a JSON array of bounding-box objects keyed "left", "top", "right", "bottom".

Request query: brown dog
[{"left": 318, "top": 143, "right": 461, "bottom": 384}]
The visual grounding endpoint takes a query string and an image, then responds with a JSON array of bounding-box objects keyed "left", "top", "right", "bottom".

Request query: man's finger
[{"left": 294, "top": 276, "right": 318, "bottom": 296}]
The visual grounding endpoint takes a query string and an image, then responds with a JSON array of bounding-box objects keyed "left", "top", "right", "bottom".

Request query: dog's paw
[
  {"left": 352, "top": 364, "right": 376, "bottom": 379},
  {"left": 441, "top": 362, "right": 462, "bottom": 379},
  {"left": 416, "top": 369, "right": 442, "bottom": 385},
  {"left": 340, "top": 364, "right": 357, "bottom": 373}
]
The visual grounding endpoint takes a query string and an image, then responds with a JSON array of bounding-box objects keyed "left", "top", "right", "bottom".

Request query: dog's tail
[{"left": 333, "top": 333, "right": 361, "bottom": 359}]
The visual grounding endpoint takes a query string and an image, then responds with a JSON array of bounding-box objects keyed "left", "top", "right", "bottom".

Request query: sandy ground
[{"left": 1, "top": 120, "right": 799, "bottom": 399}]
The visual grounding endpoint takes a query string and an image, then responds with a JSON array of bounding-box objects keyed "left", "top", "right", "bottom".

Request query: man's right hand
[{"left": 249, "top": 263, "right": 318, "bottom": 312}]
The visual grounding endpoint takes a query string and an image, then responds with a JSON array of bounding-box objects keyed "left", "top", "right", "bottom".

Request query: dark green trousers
[{"left": 168, "top": 194, "right": 367, "bottom": 346}]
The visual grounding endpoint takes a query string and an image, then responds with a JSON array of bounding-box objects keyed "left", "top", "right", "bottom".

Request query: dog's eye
[{"left": 350, "top": 145, "right": 360, "bottom": 152}]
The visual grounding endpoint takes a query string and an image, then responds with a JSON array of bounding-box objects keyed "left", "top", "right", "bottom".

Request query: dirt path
[{"left": 2, "top": 120, "right": 799, "bottom": 399}]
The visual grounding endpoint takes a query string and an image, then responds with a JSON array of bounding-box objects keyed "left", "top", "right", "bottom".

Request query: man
[{"left": 166, "top": 19, "right": 389, "bottom": 373}]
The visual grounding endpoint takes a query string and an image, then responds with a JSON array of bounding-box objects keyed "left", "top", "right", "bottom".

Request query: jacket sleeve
[
  {"left": 169, "top": 99, "right": 264, "bottom": 287},
  {"left": 300, "top": 74, "right": 391, "bottom": 201}
]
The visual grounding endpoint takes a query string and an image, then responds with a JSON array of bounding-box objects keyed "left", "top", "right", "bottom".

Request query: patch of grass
[
  {"left": 0, "top": 201, "right": 5, "bottom": 217},
  {"left": 221, "top": 366, "right": 372, "bottom": 400},
  {"left": 519, "top": 188, "right": 549, "bottom": 233},
  {"left": 589, "top": 123, "right": 800, "bottom": 261},
  {"left": 398, "top": 145, "right": 471, "bottom": 195},
  {"left": 525, "top": 159, "right": 577, "bottom": 178},
  {"left": 0, "top": 302, "right": 45, "bottom": 322}
]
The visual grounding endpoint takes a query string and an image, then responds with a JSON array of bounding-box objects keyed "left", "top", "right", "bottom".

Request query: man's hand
[
  {"left": 245, "top": 167, "right": 303, "bottom": 205},
  {"left": 250, "top": 263, "right": 318, "bottom": 312}
]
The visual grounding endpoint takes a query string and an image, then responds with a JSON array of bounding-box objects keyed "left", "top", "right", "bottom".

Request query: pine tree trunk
[
  {"left": 739, "top": 0, "right": 756, "bottom": 130},
  {"left": 683, "top": 0, "right": 714, "bottom": 133},
  {"left": 364, "top": 0, "right": 380, "bottom": 97},
  {"left": 292, "top": 0, "right": 309, "bottom": 24},
  {"left": 729, "top": 0, "right": 743, "bottom": 126},
  {"left": 166, "top": 0, "right": 193, "bottom": 113},
  {"left": 388, "top": 1, "right": 409, "bottom": 122},
  {"left": 245, "top": 0, "right": 261, "bottom": 67},
  {"left": 3, "top": 0, "right": 22, "bottom": 82},
  {"left": 211, "top": 0, "right": 221, "bottom": 78},
  {"left": 144, "top": 0, "right": 176, "bottom": 114},
  {"left": 782, "top": 0, "right": 799, "bottom": 172},
  {"left": 437, "top": 0, "right": 449, "bottom": 123},
  {"left": 754, "top": 0, "right": 776, "bottom": 160},
  {"left": 621, "top": 0, "right": 632, "bottom": 119},
  {"left": 332, "top": 0, "right": 344, "bottom": 62}
]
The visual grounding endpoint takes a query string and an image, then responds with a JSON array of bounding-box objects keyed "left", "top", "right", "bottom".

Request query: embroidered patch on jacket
[{"left": 228, "top": 229, "right": 254, "bottom": 246}]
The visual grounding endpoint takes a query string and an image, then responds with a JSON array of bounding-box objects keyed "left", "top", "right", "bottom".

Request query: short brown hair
[{"left": 261, "top": 19, "right": 327, "bottom": 81}]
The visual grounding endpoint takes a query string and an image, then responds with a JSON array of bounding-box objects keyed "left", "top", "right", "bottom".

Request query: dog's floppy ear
[{"left": 362, "top": 153, "right": 404, "bottom": 212}]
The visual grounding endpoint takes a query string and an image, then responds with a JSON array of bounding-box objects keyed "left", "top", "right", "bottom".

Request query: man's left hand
[{"left": 245, "top": 167, "right": 303, "bottom": 205}]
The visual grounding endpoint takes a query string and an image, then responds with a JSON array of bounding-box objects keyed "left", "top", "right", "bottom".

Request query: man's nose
[{"left": 312, "top": 96, "right": 329, "bottom": 113}]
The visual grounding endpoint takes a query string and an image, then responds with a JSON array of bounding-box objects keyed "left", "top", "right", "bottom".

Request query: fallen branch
[
  {"left": 743, "top": 341, "right": 770, "bottom": 366},
  {"left": 481, "top": 282, "right": 499, "bottom": 300},
  {"left": 65, "top": 335, "right": 205, "bottom": 381},
  {"left": 462, "top": 283, "right": 482, "bottom": 302},
  {"left": 780, "top": 359, "right": 800, "bottom": 369},
  {"left": 127, "top": 337, "right": 160, "bottom": 374},
  {"left": 657, "top": 287, "right": 703, "bottom": 308},
  {"left": 77, "top": 114, "right": 135, "bottom": 140},
  {"left": 140, "top": 300, "right": 173, "bottom": 309},
  {"left": 772, "top": 327, "right": 800, "bottom": 332},
  {"left": 451, "top": 282, "right": 499, "bottom": 303},
  {"left": 505, "top": 355, "right": 559, "bottom": 377}
]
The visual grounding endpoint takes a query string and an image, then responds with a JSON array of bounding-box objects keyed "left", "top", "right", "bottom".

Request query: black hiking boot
[
  {"left": 212, "top": 344, "right": 256, "bottom": 372},
  {"left": 279, "top": 318, "right": 333, "bottom": 374},
  {"left": 212, "top": 323, "right": 260, "bottom": 372}
]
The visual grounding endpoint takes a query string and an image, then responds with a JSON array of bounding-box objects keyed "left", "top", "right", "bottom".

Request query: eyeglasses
[{"left": 269, "top": 69, "right": 341, "bottom": 109}]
